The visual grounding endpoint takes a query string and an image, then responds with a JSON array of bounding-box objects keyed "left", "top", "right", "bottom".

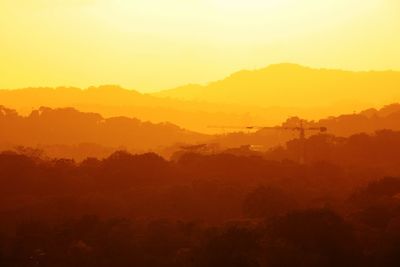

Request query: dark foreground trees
[
  {"left": 0, "top": 208, "right": 390, "bottom": 267},
  {"left": 0, "top": 150, "right": 400, "bottom": 266}
]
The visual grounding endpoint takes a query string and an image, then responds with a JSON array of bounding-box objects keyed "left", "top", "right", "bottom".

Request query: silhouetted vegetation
[
  {"left": 4, "top": 103, "right": 400, "bottom": 161},
  {"left": 2, "top": 129, "right": 400, "bottom": 266},
  {"left": 0, "top": 105, "right": 207, "bottom": 156}
]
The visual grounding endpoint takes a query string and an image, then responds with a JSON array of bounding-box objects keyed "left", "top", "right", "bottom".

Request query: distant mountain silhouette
[
  {"left": 0, "top": 85, "right": 292, "bottom": 133},
  {"left": 155, "top": 63, "right": 400, "bottom": 107},
  {"left": 1, "top": 64, "right": 400, "bottom": 133},
  {"left": 0, "top": 106, "right": 208, "bottom": 153},
  {"left": 0, "top": 84, "right": 353, "bottom": 133},
  {"left": 0, "top": 85, "right": 163, "bottom": 108}
]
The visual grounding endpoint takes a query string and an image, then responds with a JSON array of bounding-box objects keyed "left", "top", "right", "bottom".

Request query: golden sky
[{"left": 1, "top": 0, "right": 399, "bottom": 92}]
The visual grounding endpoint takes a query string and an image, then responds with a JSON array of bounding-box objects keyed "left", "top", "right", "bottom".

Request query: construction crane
[{"left": 209, "top": 121, "right": 327, "bottom": 163}]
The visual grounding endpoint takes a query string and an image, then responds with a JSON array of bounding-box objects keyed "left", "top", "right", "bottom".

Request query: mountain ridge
[
  {"left": 153, "top": 63, "right": 400, "bottom": 107},
  {"left": 0, "top": 105, "right": 208, "bottom": 151},
  {"left": 1, "top": 64, "right": 400, "bottom": 133}
]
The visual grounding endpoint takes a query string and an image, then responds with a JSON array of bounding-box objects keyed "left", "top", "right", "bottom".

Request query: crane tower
[{"left": 210, "top": 120, "right": 327, "bottom": 164}]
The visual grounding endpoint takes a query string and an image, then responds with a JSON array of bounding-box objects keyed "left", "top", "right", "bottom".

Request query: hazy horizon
[
  {"left": 1, "top": 0, "right": 400, "bottom": 91},
  {"left": 1, "top": 62, "right": 400, "bottom": 93}
]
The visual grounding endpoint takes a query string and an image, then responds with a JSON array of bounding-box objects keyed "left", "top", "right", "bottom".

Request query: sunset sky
[{"left": 1, "top": 0, "right": 399, "bottom": 91}]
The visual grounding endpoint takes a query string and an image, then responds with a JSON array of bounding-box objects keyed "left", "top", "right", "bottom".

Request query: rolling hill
[
  {"left": 0, "top": 105, "right": 208, "bottom": 153},
  {"left": 0, "top": 85, "right": 351, "bottom": 133},
  {"left": 155, "top": 63, "right": 400, "bottom": 107},
  {"left": 1, "top": 64, "right": 400, "bottom": 133}
]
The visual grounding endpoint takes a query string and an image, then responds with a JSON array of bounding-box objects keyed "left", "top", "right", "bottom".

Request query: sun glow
[{"left": 0, "top": 0, "right": 398, "bottom": 91}]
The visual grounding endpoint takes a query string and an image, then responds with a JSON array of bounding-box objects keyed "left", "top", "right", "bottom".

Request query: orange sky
[{"left": 1, "top": 0, "right": 399, "bottom": 92}]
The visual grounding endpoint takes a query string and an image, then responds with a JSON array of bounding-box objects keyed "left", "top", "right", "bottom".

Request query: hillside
[
  {"left": 2, "top": 102, "right": 400, "bottom": 160},
  {"left": 0, "top": 86, "right": 261, "bottom": 133},
  {"left": 155, "top": 63, "right": 400, "bottom": 107},
  {"left": 1, "top": 64, "right": 400, "bottom": 134},
  {"left": 211, "top": 103, "right": 400, "bottom": 149},
  {"left": 0, "top": 106, "right": 208, "bottom": 153},
  {"left": 0, "top": 85, "right": 355, "bottom": 133}
]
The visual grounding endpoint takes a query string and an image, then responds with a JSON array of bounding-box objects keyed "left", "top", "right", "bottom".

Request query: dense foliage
[{"left": 1, "top": 131, "right": 400, "bottom": 266}]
